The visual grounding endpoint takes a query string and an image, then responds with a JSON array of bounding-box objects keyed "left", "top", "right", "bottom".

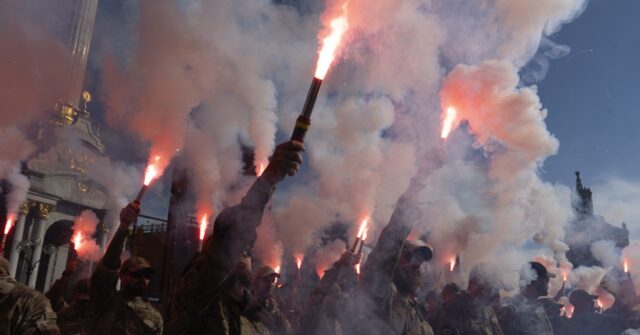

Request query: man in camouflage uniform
[
  {"left": 44, "top": 259, "right": 77, "bottom": 313},
  {"left": 248, "top": 266, "right": 292, "bottom": 335},
  {"left": 357, "top": 176, "right": 436, "bottom": 335},
  {"left": 297, "top": 250, "right": 360, "bottom": 335},
  {"left": 90, "top": 202, "right": 163, "bottom": 334},
  {"left": 497, "top": 261, "right": 554, "bottom": 335},
  {"left": 56, "top": 279, "right": 91, "bottom": 335},
  {"left": 0, "top": 256, "right": 60, "bottom": 334},
  {"left": 166, "top": 140, "right": 304, "bottom": 335},
  {"left": 438, "top": 263, "right": 504, "bottom": 335}
]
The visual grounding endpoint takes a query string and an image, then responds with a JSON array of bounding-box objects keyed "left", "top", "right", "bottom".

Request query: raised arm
[
  {"left": 90, "top": 202, "right": 139, "bottom": 313},
  {"left": 167, "top": 141, "right": 304, "bottom": 334}
]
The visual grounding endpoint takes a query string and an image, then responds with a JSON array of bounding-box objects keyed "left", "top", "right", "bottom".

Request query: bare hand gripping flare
[{"left": 290, "top": 3, "right": 350, "bottom": 143}]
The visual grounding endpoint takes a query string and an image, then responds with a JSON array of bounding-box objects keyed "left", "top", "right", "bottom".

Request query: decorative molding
[
  {"left": 19, "top": 202, "right": 31, "bottom": 215},
  {"left": 36, "top": 203, "right": 56, "bottom": 220}
]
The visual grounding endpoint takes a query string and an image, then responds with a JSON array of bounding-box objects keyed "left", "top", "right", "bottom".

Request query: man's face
[
  {"left": 253, "top": 275, "right": 278, "bottom": 301},
  {"left": 393, "top": 251, "right": 423, "bottom": 294},
  {"left": 120, "top": 270, "right": 151, "bottom": 297},
  {"left": 531, "top": 276, "right": 550, "bottom": 298}
]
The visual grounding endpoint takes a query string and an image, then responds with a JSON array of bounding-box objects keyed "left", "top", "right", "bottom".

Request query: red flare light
[
  {"left": 199, "top": 214, "right": 208, "bottom": 241},
  {"left": 624, "top": 260, "right": 629, "bottom": 273},
  {"left": 143, "top": 155, "right": 162, "bottom": 186},
  {"left": 274, "top": 265, "right": 281, "bottom": 274},
  {"left": 355, "top": 263, "right": 361, "bottom": 275},
  {"left": 596, "top": 298, "right": 603, "bottom": 311},
  {"left": 255, "top": 162, "right": 266, "bottom": 177},
  {"left": 314, "top": 2, "right": 349, "bottom": 80},
  {"left": 357, "top": 218, "right": 368, "bottom": 239},
  {"left": 73, "top": 232, "right": 82, "bottom": 251},
  {"left": 4, "top": 214, "right": 15, "bottom": 235},
  {"left": 295, "top": 254, "right": 303, "bottom": 270},
  {"left": 562, "top": 271, "right": 568, "bottom": 282},
  {"left": 441, "top": 106, "right": 458, "bottom": 139},
  {"left": 449, "top": 258, "right": 456, "bottom": 272}
]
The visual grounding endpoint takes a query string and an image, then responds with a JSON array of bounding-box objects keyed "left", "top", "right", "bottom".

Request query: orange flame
[
  {"left": 624, "top": 260, "right": 629, "bottom": 273},
  {"left": 357, "top": 218, "right": 369, "bottom": 238},
  {"left": 562, "top": 271, "right": 568, "bottom": 282},
  {"left": 361, "top": 227, "right": 368, "bottom": 242},
  {"left": 295, "top": 254, "right": 303, "bottom": 270},
  {"left": 596, "top": 298, "right": 603, "bottom": 311},
  {"left": 73, "top": 232, "right": 82, "bottom": 251},
  {"left": 199, "top": 213, "right": 208, "bottom": 241},
  {"left": 143, "top": 155, "right": 162, "bottom": 186},
  {"left": 314, "top": 2, "right": 350, "bottom": 79},
  {"left": 565, "top": 304, "right": 574, "bottom": 318},
  {"left": 274, "top": 265, "right": 281, "bottom": 274},
  {"left": 441, "top": 106, "right": 458, "bottom": 139},
  {"left": 449, "top": 258, "right": 456, "bottom": 272},
  {"left": 4, "top": 213, "right": 15, "bottom": 235},
  {"left": 255, "top": 162, "right": 266, "bottom": 177},
  {"left": 355, "top": 263, "right": 361, "bottom": 275}
]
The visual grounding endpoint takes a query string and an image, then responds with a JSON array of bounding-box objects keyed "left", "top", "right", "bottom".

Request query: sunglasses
[{"left": 128, "top": 270, "right": 153, "bottom": 279}]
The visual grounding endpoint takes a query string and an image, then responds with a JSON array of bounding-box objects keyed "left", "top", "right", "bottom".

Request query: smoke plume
[{"left": 72, "top": 210, "right": 102, "bottom": 261}]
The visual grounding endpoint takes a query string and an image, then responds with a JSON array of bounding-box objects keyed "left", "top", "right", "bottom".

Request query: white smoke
[
  {"left": 92, "top": 0, "right": 590, "bottom": 285},
  {"left": 591, "top": 240, "right": 621, "bottom": 268},
  {"left": 5, "top": 166, "right": 30, "bottom": 216}
]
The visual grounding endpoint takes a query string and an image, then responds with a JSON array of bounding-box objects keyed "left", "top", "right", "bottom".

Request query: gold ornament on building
[
  {"left": 19, "top": 202, "right": 31, "bottom": 215},
  {"left": 76, "top": 181, "right": 89, "bottom": 193},
  {"left": 36, "top": 203, "right": 55, "bottom": 219},
  {"left": 80, "top": 90, "right": 92, "bottom": 116},
  {"left": 53, "top": 102, "right": 79, "bottom": 126}
]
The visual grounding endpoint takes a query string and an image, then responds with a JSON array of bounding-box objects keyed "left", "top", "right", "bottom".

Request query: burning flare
[
  {"left": 314, "top": 2, "right": 350, "bottom": 79},
  {"left": 449, "top": 257, "right": 456, "bottom": 272},
  {"left": 357, "top": 218, "right": 368, "bottom": 239},
  {"left": 4, "top": 213, "right": 16, "bottom": 235},
  {"left": 199, "top": 214, "right": 209, "bottom": 241},
  {"left": 441, "top": 106, "right": 458, "bottom": 139},
  {"left": 624, "top": 260, "right": 629, "bottom": 273},
  {"left": 143, "top": 155, "right": 162, "bottom": 186},
  {"left": 255, "top": 162, "right": 266, "bottom": 177},
  {"left": 72, "top": 232, "right": 82, "bottom": 251},
  {"left": 295, "top": 254, "right": 303, "bottom": 270}
]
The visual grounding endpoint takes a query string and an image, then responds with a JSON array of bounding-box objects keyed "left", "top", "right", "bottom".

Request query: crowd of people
[{"left": 1, "top": 140, "right": 638, "bottom": 334}]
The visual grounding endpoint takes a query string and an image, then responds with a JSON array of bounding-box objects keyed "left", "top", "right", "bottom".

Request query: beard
[{"left": 393, "top": 266, "right": 422, "bottom": 295}]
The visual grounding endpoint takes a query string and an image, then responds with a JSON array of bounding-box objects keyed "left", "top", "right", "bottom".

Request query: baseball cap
[{"left": 121, "top": 256, "right": 154, "bottom": 275}]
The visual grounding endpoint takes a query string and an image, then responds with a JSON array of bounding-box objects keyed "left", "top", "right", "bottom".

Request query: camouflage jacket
[
  {"left": 297, "top": 259, "right": 357, "bottom": 335},
  {"left": 57, "top": 303, "right": 92, "bottom": 335},
  {"left": 358, "top": 194, "right": 434, "bottom": 335},
  {"left": 438, "top": 293, "right": 504, "bottom": 335},
  {"left": 45, "top": 274, "right": 69, "bottom": 313},
  {"left": 166, "top": 178, "right": 274, "bottom": 334},
  {"left": 497, "top": 294, "right": 553, "bottom": 335},
  {"left": 255, "top": 298, "right": 293, "bottom": 335},
  {"left": 0, "top": 276, "right": 60, "bottom": 334},
  {"left": 90, "top": 230, "right": 163, "bottom": 335}
]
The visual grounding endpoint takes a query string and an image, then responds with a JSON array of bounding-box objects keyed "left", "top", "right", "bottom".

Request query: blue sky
[{"left": 539, "top": 0, "right": 640, "bottom": 187}]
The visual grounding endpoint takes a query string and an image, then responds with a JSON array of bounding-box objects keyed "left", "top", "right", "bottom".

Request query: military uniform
[
  {"left": 438, "top": 292, "right": 504, "bottom": 335},
  {"left": 497, "top": 294, "right": 553, "bottom": 335},
  {"left": 90, "top": 229, "right": 163, "bottom": 335},
  {"left": 359, "top": 193, "right": 434, "bottom": 335},
  {"left": 166, "top": 178, "right": 275, "bottom": 335},
  {"left": 56, "top": 303, "right": 91, "bottom": 335},
  {"left": 297, "top": 253, "right": 358, "bottom": 335},
  {"left": 55, "top": 279, "right": 92, "bottom": 335},
  {"left": 0, "top": 256, "right": 60, "bottom": 334}
]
